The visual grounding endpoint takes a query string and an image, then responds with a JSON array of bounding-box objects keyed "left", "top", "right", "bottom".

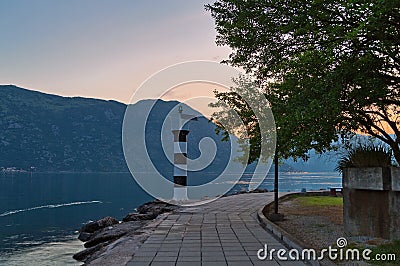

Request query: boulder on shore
[
  {"left": 122, "top": 212, "right": 158, "bottom": 222},
  {"left": 84, "top": 221, "right": 144, "bottom": 248},
  {"left": 123, "top": 200, "right": 177, "bottom": 222},
  {"left": 73, "top": 242, "right": 107, "bottom": 262},
  {"left": 74, "top": 200, "right": 178, "bottom": 263},
  {"left": 80, "top": 216, "right": 119, "bottom": 234},
  {"left": 136, "top": 200, "right": 177, "bottom": 215},
  {"left": 78, "top": 216, "right": 119, "bottom": 242}
]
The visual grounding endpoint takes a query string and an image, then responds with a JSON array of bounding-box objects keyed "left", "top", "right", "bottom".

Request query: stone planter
[{"left": 343, "top": 167, "right": 400, "bottom": 240}]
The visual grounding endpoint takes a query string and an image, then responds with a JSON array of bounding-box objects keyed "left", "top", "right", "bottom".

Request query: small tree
[{"left": 211, "top": 76, "right": 339, "bottom": 214}]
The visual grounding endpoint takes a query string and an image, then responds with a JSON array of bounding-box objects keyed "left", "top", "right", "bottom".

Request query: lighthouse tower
[{"left": 172, "top": 105, "right": 196, "bottom": 201}]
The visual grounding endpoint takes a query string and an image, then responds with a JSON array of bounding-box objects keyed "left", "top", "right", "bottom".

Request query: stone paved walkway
[{"left": 126, "top": 193, "right": 306, "bottom": 266}]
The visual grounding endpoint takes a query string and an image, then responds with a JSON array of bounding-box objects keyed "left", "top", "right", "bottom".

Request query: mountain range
[{"left": 0, "top": 85, "right": 338, "bottom": 172}]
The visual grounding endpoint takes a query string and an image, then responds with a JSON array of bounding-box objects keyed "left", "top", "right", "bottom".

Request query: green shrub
[{"left": 336, "top": 143, "right": 394, "bottom": 173}]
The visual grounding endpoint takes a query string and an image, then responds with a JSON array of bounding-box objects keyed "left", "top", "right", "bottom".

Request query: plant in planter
[{"left": 336, "top": 142, "right": 394, "bottom": 173}]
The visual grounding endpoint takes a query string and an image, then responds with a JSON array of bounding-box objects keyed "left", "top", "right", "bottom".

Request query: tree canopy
[{"left": 206, "top": 0, "right": 400, "bottom": 163}]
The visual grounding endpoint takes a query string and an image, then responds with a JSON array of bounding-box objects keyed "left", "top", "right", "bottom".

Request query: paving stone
[
  {"left": 176, "top": 262, "right": 201, "bottom": 266},
  {"left": 227, "top": 261, "right": 253, "bottom": 266},
  {"left": 156, "top": 251, "right": 179, "bottom": 257},
  {"left": 201, "top": 242, "right": 222, "bottom": 247},
  {"left": 150, "top": 262, "right": 176, "bottom": 266},
  {"left": 181, "top": 245, "right": 201, "bottom": 249},
  {"left": 201, "top": 262, "right": 227, "bottom": 266},
  {"left": 158, "top": 247, "right": 180, "bottom": 252},
  {"left": 202, "top": 256, "right": 226, "bottom": 261},
  {"left": 160, "top": 243, "right": 181, "bottom": 248},
  {"left": 134, "top": 251, "right": 157, "bottom": 257},
  {"left": 203, "top": 246, "right": 223, "bottom": 251},
  {"left": 226, "top": 255, "right": 252, "bottom": 261},
  {"left": 201, "top": 249, "right": 224, "bottom": 255},
  {"left": 177, "top": 256, "right": 202, "bottom": 262},
  {"left": 178, "top": 251, "right": 201, "bottom": 257},
  {"left": 180, "top": 245, "right": 201, "bottom": 252},
  {"left": 152, "top": 256, "right": 177, "bottom": 262},
  {"left": 223, "top": 251, "right": 247, "bottom": 257},
  {"left": 222, "top": 246, "right": 246, "bottom": 252}
]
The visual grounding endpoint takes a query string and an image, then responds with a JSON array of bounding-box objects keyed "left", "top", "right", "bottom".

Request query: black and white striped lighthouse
[{"left": 172, "top": 105, "right": 196, "bottom": 201}]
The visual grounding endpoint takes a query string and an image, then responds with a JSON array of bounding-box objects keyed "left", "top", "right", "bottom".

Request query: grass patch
[
  {"left": 296, "top": 196, "right": 343, "bottom": 207},
  {"left": 368, "top": 240, "right": 400, "bottom": 265}
]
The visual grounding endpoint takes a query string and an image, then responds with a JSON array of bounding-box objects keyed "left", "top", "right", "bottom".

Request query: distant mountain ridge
[
  {"left": 0, "top": 85, "right": 126, "bottom": 171},
  {"left": 0, "top": 85, "right": 339, "bottom": 172}
]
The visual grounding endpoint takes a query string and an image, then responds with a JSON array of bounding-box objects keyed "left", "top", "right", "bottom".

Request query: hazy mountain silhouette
[
  {"left": 0, "top": 85, "right": 128, "bottom": 171},
  {"left": 0, "top": 85, "right": 234, "bottom": 173},
  {"left": 0, "top": 85, "right": 340, "bottom": 173}
]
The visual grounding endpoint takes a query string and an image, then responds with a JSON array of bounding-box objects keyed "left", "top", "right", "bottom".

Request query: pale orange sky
[
  {"left": 0, "top": 1, "right": 231, "bottom": 104},
  {"left": 162, "top": 82, "right": 229, "bottom": 118}
]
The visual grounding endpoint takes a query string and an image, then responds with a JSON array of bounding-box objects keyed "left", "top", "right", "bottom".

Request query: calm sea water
[{"left": 0, "top": 171, "right": 341, "bottom": 265}]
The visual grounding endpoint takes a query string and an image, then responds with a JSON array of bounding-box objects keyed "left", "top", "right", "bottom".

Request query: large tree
[{"left": 206, "top": 0, "right": 400, "bottom": 163}]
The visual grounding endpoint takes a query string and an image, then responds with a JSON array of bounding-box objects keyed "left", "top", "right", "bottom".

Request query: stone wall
[{"left": 343, "top": 167, "right": 400, "bottom": 240}]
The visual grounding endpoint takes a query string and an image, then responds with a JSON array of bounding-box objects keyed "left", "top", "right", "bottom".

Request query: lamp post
[{"left": 269, "top": 154, "right": 284, "bottom": 221}]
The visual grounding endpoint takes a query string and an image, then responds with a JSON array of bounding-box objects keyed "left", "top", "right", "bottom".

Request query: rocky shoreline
[{"left": 73, "top": 200, "right": 178, "bottom": 265}]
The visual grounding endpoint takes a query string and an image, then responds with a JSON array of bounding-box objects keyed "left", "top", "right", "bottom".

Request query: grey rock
[
  {"left": 73, "top": 242, "right": 107, "bottom": 262},
  {"left": 73, "top": 200, "right": 178, "bottom": 263},
  {"left": 78, "top": 232, "right": 92, "bottom": 242},
  {"left": 122, "top": 212, "right": 157, "bottom": 222},
  {"left": 80, "top": 216, "right": 119, "bottom": 234},
  {"left": 136, "top": 200, "right": 177, "bottom": 215},
  {"left": 84, "top": 221, "right": 144, "bottom": 248},
  {"left": 121, "top": 201, "right": 177, "bottom": 222}
]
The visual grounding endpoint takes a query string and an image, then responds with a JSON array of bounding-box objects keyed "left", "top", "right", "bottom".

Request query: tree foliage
[
  {"left": 209, "top": 76, "right": 276, "bottom": 164},
  {"left": 206, "top": 0, "right": 400, "bottom": 163}
]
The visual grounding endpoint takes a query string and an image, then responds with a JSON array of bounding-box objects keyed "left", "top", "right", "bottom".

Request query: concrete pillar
[{"left": 343, "top": 167, "right": 400, "bottom": 240}]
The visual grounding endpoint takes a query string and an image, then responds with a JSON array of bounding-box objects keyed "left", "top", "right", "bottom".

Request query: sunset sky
[{"left": 0, "top": 0, "right": 231, "bottom": 103}]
